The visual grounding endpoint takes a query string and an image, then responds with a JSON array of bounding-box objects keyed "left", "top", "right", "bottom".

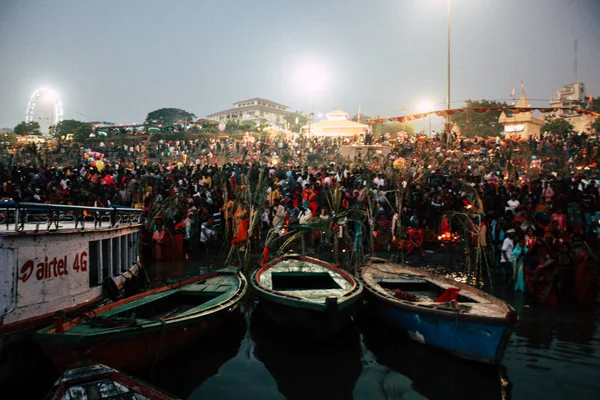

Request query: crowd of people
[{"left": 1, "top": 128, "right": 598, "bottom": 307}]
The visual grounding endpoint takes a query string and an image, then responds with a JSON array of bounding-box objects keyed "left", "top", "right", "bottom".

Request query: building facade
[
  {"left": 549, "top": 83, "right": 594, "bottom": 133},
  {"left": 207, "top": 98, "right": 289, "bottom": 126},
  {"left": 302, "top": 109, "right": 368, "bottom": 137},
  {"left": 498, "top": 90, "right": 544, "bottom": 139}
]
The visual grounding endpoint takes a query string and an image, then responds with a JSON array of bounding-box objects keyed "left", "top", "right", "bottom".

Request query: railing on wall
[{"left": 0, "top": 201, "right": 143, "bottom": 233}]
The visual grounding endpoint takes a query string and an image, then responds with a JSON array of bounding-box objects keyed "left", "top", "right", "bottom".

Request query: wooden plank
[
  {"left": 202, "top": 284, "right": 221, "bottom": 292},
  {"left": 207, "top": 276, "right": 227, "bottom": 286}
]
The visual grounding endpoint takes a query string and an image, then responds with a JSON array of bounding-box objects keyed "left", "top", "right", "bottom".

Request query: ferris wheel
[{"left": 25, "top": 87, "right": 64, "bottom": 135}]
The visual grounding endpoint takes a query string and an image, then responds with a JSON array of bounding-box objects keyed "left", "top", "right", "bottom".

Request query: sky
[{"left": 1, "top": 0, "right": 599, "bottom": 130}]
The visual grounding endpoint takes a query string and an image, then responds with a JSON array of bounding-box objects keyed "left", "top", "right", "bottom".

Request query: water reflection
[
  {"left": 147, "top": 309, "right": 246, "bottom": 399},
  {"left": 250, "top": 305, "right": 363, "bottom": 400},
  {"left": 513, "top": 305, "right": 597, "bottom": 348},
  {"left": 357, "top": 305, "right": 510, "bottom": 400}
]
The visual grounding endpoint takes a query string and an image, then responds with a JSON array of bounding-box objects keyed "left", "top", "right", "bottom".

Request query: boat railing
[{"left": 0, "top": 201, "right": 143, "bottom": 233}]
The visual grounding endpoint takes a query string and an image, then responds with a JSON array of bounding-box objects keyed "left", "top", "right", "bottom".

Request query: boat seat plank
[
  {"left": 100, "top": 291, "right": 175, "bottom": 317},
  {"left": 281, "top": 289, "right": 349, "bottom": 303},
  {"left": 174, "top": 291, "right": 234, "bottom": 316},
  {"left": 205, "top": 276, "right": 227, "bottom": 286},
  {"left": 201, "top": 284, "right": 222, "bottom": 292}
]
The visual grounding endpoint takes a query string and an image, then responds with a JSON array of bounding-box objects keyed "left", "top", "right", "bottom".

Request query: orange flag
[{"left": 510, "top": 88, "right": 515, "bottom": 97}]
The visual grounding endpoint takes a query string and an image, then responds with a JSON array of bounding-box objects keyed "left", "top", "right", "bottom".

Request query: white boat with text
[{"left": 0, "top": 201, "right": 148, "bottom": 335}]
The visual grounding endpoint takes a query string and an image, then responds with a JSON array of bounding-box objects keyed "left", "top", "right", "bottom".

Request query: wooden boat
[
  {"left": 251, "top": 254, "right": 363, "bottom": 338},
  {"left": 359, "top": 258, "right": 517, "bottom": 364},
  {"left": 46, "top": 363, "right": 178, "bottom": 400},
  {"left": 36, "top": 268, "right": 247, "bottom": 371}
]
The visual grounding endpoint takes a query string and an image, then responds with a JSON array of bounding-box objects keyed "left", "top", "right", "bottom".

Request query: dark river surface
[
  {"left": 143, "top": 255, "right": 600, "bottom": 400},
  {"left": 7, "top": 253, "right": 599, "bottom": 399}
]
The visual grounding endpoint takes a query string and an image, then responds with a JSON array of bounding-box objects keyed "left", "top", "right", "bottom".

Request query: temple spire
[{"left": 516, "top": 81, "right": 530, "bottom": 108}]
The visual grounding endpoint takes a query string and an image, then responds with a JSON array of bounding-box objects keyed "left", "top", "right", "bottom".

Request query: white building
[
  {"left": 548, "top": 83, "right": 594, "bottom": 133},
  {"left": 302, "top": 109, "right": 368, "bottom": 137},
  {"left": 207, "top": 98, "right": 289, "bottom": 126}
]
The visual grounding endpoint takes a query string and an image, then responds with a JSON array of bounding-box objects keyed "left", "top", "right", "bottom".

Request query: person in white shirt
[
  {"left": 373, "top": 173, "right": 385, "bottom": 188},
  {"left": 299, "top": 201, "right": 312, "bottom": 224},
  {"left": 500, "top": 229, "right": 516, "bottom": 277},
  {"left": 506, "top": 194, "right": 520, "bottom": 212}
]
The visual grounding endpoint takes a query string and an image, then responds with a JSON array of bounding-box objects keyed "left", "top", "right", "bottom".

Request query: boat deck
[
  {"left": 259, "top": 259, "right": 352, "bottom": 304},
  {"left": 0, "top": 221, "right": 141, "bottom": 234},
  {"left": 0, "top": 202, "right": 142, "bottom": 235},
  {"left": 362, "top": 262, "right": 507, "bottom": 319},
  {"left": 64, "top": 273, "right": 240, "bottom": 334}
]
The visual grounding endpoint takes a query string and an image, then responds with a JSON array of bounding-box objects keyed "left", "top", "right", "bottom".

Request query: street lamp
[
  {"left": 418, "top": 100, "right": 435, "bottom": 137},
  {"left": 446, "top": 0, "right": 451, "bottom": 140}
]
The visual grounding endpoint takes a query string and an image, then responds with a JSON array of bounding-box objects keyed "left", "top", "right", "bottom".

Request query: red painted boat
[
  {"left": 35, "top": 268, "right": 247, "bottom": 372},
  {"left": 46, "top": 363, "right": 178, "bottom": 399}
]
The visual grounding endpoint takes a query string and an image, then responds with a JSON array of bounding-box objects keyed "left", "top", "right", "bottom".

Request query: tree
[
  {"left": 283, "top": 111, "right": 308, "bottom": 132},
  {"left": 56, "top": 119, "right": 92, "bottom": 141},
  {"left": 224, "top": 120, "right": 257, "bottom": 133},
  {"left": 0, "top": 131, "right": 17, "bottom": 146},
  {"left": 542, "top": 115, "right": 574, "bottom": 136},
  {"left": 14, "top": 121, "right": 40, "bottom": 135},
  {"left": 145, "top": 108, "right": 196, "bottom": 126},
  {"left": 450, "top": 99, "right": 507, "bottom": 138}
]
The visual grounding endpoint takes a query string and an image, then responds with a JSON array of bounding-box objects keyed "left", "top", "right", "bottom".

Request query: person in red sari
[
  {"left": 173, "top": 215, "right": 185, "bottom": 260},
  {"left": 405, "top": 227, "right": 424, "bottom": 256},
  {"left": 526, "top": 234, "right": 558, "bottom": 306},
  {"left": 574, "top": 249, "right": 599, "bottom": 308}
]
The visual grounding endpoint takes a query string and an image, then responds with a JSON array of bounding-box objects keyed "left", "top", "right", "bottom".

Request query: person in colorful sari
[
  {"left": 233, "top": 199, "right": 250, "bottom": 251},
  {"left": 152, "top": 218, "right": 172, "bottom": 261},
  {"left": 512, "top": 237, "right": 528, "bottom": 292}
]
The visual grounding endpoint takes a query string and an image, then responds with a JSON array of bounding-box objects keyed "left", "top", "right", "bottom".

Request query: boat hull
[
  {"left": 36, "top": 308, "right": 235, "bottom": 372},
  {"left": 36, "top": 270, "right": 247, "bottom": 372},
  {"left": 48, "top": 363, "right": 178, "bottom": 400},
  {"left": 258, "top": 296, "right": 356, "bottom": 339},
  {"left": 367, "top": 294, "right": 512, "bottom": 364}
]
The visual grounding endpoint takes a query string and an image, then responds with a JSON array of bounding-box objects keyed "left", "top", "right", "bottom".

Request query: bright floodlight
[
  {"left": 417, "top": 100, "right": 435, "bottom": 113},
  {"left": 292, "top": 60, "right": 330, "bottom": 96}
]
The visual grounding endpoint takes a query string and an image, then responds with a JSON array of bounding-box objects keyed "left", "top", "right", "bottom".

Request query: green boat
[{"left": 35, "top": 268, "right": 247, "bottom": 371}]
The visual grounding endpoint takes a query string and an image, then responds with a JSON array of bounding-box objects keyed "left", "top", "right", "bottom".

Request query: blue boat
[{"left": 359, "top": 258, "right": 517, "bottom": 364}]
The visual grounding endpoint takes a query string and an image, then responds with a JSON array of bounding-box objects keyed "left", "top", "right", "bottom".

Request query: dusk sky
[{"left": 1, "top": 0, "right": 599, "bottom": 129}]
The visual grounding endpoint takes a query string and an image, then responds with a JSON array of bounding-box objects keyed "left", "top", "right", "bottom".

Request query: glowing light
[
  {"left": 417, "top": 100, "right": 435, "bottom": 113},
  {"left": 292, "top": 59, "right": 330, "bottom": 97},
  {"left": 25, "top": 88, "right": 64, "bottom": 136},
  {"left": 43, "top": 89, "right": 59, "bottom": 103}
]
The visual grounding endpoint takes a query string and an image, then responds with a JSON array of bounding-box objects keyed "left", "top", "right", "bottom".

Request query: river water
[
  {"left": 144, "top": 255, "right": 600, "bottom": 400},
  {"left": 7, "top": 254, "right": 599, "bottom": 399}
]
